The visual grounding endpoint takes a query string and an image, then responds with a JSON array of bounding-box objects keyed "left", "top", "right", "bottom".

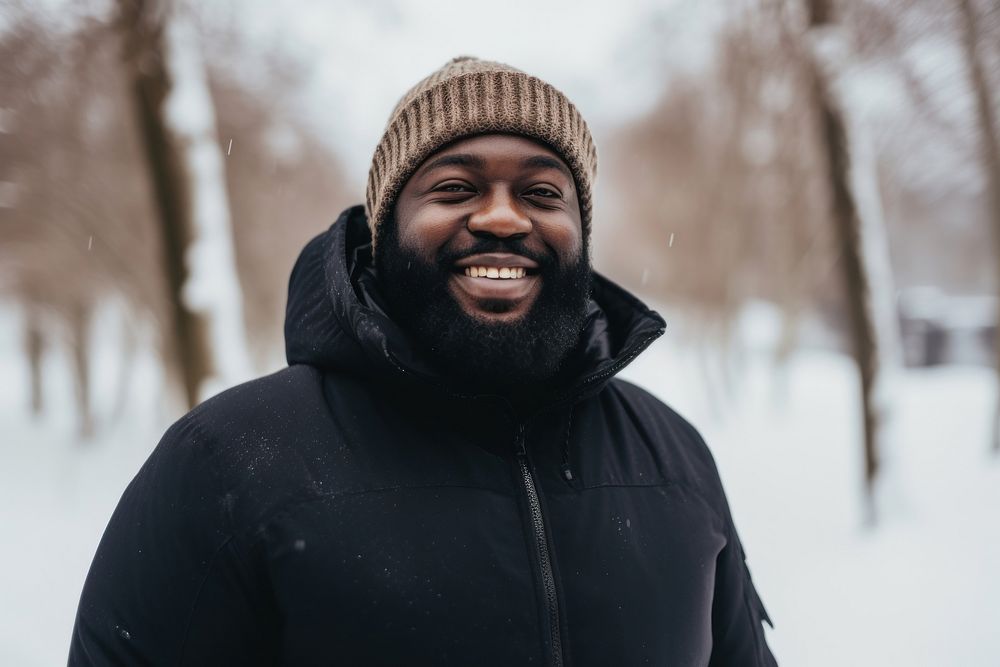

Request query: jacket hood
[{"left": 285, "top": 205, "right": 665, "bottom": 402}]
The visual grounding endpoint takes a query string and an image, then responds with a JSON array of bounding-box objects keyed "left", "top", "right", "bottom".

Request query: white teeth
[{"left": 462, "top": 266, "right": 528, "bottom": 279}]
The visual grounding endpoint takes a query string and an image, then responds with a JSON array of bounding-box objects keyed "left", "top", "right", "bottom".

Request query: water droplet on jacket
[{"left": 116, "top": 625, "right": 131, "bottom": 640}]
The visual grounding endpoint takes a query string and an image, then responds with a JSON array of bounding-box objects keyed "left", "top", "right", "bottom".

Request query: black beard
[{"left": 375, "top": 224, "right": 591, "bottom": 394}]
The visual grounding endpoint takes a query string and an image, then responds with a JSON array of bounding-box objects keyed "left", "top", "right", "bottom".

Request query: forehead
[{"left": 414, "top": 134, "right": 573, "bottom": 181}]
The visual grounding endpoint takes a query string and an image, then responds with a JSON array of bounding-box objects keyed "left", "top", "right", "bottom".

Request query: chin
[
  {"left": 459, "top": 300, "right": 533, "bottom": 324},
  {"left": 449, "top": 285, "right": 539, "bottom": 324}
]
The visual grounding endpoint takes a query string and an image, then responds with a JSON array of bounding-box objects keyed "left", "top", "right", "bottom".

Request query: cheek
[
  {"left": 397, "top": 210, "right": 459, "bottom": 259},
  {"left": 539, "top": 219, "right": 584, "bottom": 262}
]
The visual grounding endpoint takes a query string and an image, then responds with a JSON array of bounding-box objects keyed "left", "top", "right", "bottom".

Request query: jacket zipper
[{"left": 514, "top": 423, "right": 564, "bottom": 667}]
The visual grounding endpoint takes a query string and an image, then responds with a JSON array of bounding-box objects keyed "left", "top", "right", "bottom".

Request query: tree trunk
[
  {"left": 111, "top": 306, "right": 139, "bottom": 424},
  {"left": 958, "top": 0, "right": 1000, "bottom": 453},
  {"left": 24, "top": 305, "right": 45, "bottom": 417},
  {"left": 804, "top": 0, "right": 902, "bottom": 523},
  {"left": 68, "top": 300, "right": 95, "bottom": 439},
  {"left": 116, "top": 0, "right": 249, "bottom": 409}
]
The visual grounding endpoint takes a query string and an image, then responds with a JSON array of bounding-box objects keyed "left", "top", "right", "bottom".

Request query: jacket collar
[{"left": 285, "top": 205, "right": 665, "bottom": 404}]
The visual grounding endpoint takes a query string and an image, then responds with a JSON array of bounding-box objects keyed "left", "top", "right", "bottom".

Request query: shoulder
[
  {"left": 176, "top": 364, "right": 329, "bottom": 453},
  {"left": 70, "top": 372, "right": 329, "bottom": 665},
  {"left": 144, "top": 365, "right": 333, "bottom": 532},
  {"left": 156, "top": 365, "right": 326, "bottom": 469},
  {"left": 186, "top": 364, "right": 326, "bottom": 431},
  {"left": 602, "top": 377, "right": 708, "bottom": 451},
  {"left": 599, "top": 377, "right": 728, "bottom": 508}
]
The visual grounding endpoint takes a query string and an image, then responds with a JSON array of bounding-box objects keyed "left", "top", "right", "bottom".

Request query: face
[
  {"left": 376, "top": 134, "right": 591, "bottom": 390},
  {"left": 391, "top": 134, "right": 584, "bottom": 322}
]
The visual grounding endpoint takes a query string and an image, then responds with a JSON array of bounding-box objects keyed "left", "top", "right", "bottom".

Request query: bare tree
[
  {"left": 608, "top": 0, "right": 910, "bottom": 521},
  {"left": 956, "top": 0, "right": 1000, "bottom": 452},
  {"left": 2, "top": 4, "right": 352, "bottom": 431},
  {"left": 22, "top": 300, "right": 45, "bottom": 417},
  {"left": 801, "top": 0, "right": 903, "bottom": 522},
  {"left": 0, "top": 14, "right": 147, "bottom": 437},
  {"left": 116, "top": 0, "right": 250, "bottom": 407},
  {"left": 209, "top": 74, "right": 356, "bottom": 370},
  {"left": 605, "top": 11, "right": 836, "bottom": 407}
]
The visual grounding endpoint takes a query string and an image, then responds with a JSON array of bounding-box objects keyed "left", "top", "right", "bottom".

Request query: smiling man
[{"left": 70, "top": 57, "right": 777, "bottom": 666}]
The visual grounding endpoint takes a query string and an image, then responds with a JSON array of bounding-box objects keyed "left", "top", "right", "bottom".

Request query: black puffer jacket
[{"left": 70, "top": 206, "right": 776, "bottom": 666}]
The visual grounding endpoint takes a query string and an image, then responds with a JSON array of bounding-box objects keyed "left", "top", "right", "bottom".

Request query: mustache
[{"left": 438, "top": 238, "right": 554, "bottom": 269}]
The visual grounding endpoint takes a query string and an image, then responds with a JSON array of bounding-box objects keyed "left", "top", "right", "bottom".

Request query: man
[{"left": 70, "top": 56, "right": 776, "bottom": 666}]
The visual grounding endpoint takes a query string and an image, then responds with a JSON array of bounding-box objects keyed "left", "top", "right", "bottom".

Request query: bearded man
[{"left": 70, "top": 56, "right": 777, "bottom": 666}]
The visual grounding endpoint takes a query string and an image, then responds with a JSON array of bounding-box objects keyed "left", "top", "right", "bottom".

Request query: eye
[
  {"left": 526, "top": 186, "right": 561, "bottom": 199},
  {"left": 435, "top": 181, "right": 474, "bottom": 194}
]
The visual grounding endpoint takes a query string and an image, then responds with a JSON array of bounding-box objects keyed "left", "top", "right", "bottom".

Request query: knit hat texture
[{"left": 365, "top": 56, "right": 597, "bottom": 251}]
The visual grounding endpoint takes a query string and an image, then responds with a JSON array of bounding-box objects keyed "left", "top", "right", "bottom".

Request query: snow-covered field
[{"left": 1, "top": 301, "right": 998, "bottom": 666}]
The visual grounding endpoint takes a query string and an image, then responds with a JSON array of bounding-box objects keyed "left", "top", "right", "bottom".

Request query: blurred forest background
[{"left": 1, "top": 0, "right": 998, "bottom": 665}]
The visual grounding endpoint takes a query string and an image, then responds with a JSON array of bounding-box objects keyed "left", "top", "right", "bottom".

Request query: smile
[
  {"left": 449, "top": 253, "right": 542, "bottom": 316},
  {"left": 461, "top": 266, "right": 528, "bottom": 279}
]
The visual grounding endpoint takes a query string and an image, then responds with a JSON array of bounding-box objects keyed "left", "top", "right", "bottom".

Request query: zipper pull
[{"left": 514, "top": 423, "right": 527, "bottom": 457}]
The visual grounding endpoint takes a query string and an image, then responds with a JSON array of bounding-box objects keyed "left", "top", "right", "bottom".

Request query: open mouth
[
  {"left": 452, "top": 252, "right": 541, "bottom": 278},
  {"left": 460, "top": 266, "right": 531, "bottom": 280},
  {"left": 449, "top": 253, "right": 542, "bottom": 313}
]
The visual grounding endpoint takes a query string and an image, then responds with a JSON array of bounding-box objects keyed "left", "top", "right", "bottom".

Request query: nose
[{"left": 467, "top": 189, "right": 532, "bottom": 238}]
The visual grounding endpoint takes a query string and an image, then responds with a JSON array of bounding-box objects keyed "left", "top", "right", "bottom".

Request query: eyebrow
[
  {"left": 418, "top": 152, "right": 574, "bottom": 182},
  {"left": 420, "top": 154, "right": 487, "bottom": 174},
  {"left": 520, "top": 155, "right": 573, "bottom": 181}
]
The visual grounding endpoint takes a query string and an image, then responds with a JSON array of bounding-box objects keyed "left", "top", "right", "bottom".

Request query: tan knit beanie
[{"left": 365, "top": 56, "right": 597, "bottom": 251}]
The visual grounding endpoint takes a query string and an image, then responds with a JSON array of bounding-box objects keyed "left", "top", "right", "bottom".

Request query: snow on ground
[
  {"left": 0, "top": 302, "right": 170, "bottom": 667},
  {"left": 1, "top": 300, "right": 998, "bottom": 666}
]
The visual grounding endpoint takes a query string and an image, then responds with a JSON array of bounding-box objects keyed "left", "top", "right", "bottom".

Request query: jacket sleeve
[
  {"left": 659, "top": 399, "right": 777, "bottom": 666},
  {"left": 708, "top": 514, "right": 777, "bottom": 666},
  {"left": 68, "top": 415, "right": 278, "bottom": 666}
]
